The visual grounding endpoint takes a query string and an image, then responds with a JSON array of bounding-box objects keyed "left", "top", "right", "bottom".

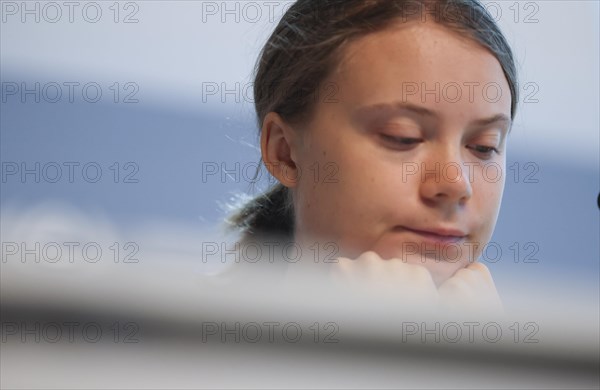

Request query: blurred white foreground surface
[{"left": 1, "top": 206, "right": 598, "bottom": 389}]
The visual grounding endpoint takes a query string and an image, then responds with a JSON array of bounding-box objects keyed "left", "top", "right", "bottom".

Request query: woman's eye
[
  {"left": 380, "top": 134, "right": 423, "bottom": 147},
  {"left": 466, "top": 144, "right": 499, "bottom": 158}
]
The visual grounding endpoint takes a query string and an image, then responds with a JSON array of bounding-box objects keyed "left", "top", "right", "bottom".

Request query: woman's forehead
[
  {"left": 336, "top": 22, "right": 503, "bottom": 83},
  {"left": 326, "top": 22, "right": 512, "bottom": 120}
]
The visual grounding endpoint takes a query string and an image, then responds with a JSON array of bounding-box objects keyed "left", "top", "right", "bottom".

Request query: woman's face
[{"left": 289, "top": 21, "right": 512, "bottom": 285}]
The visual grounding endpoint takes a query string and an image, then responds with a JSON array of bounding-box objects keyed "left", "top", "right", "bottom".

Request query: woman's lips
[
  {"left": 371, "top": 226, "right": 469, "bottom": 264},
  {"left": 398, "top": 226, "right": 468, "bottom": 245}
]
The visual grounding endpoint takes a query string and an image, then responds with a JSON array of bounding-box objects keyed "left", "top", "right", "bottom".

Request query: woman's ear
[{"left": 260, "top": 112, "right": 300, "bottom": 188}]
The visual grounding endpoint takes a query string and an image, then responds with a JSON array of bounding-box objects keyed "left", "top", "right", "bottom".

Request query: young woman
[{"left": 226, "top": 0, "right": 517, "bottom": 309}]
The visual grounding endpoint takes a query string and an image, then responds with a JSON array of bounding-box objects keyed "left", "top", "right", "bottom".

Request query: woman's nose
[{"left": 418, "top": 156, "right": 473, "bottom": 205}]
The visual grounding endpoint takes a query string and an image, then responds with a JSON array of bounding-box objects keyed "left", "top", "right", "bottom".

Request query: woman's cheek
[
  {"left": 470, "top": 171, "right": 505, "bottom": 257},
  {"left": 294, "top": 154, "right": 357, "bottom": 237}
]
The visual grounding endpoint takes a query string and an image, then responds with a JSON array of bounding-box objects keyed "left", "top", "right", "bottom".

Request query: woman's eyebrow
[
  {"left": 355, "top": 102, "right": 436, "bottom": 117},
  {"left": 467, "top": 114, "right": 512, "bottom": 141},
  {"left": 352, "top": 102, "right": 437, "bottom": 124},
  {"left": 354, "top": 103, "right": 511, "bottom": 130},
  {"left": 469, "top": 113, "right": 512, "bottom": 129}
]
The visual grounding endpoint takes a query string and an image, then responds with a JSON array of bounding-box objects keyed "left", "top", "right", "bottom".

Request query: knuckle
[
  {"left": 360, "top": 250, "right": 381, "bottom": 261},
  {"left": 471, "top": 262, "right": 493, "bottom": 279}
]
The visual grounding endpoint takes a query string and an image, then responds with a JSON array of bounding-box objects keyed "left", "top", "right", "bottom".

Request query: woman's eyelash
[
  {"left": 380, "top": 134, "right": 500, "bottom": 157},
  {"left": 380, "top": 134, "right": 423, "bottom": 145},
  {"left": 466, "top": 144, "right": 500, "bottom": 155}
]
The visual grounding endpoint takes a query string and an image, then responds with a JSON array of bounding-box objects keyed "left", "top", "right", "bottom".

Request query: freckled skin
[{"left": 289, "top": 21, "right": 511, "bottom": 286}]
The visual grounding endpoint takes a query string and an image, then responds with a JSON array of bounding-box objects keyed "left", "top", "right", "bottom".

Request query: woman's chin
[{"left": 406, "top": 256, "right": 463, "bottom": 287}]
